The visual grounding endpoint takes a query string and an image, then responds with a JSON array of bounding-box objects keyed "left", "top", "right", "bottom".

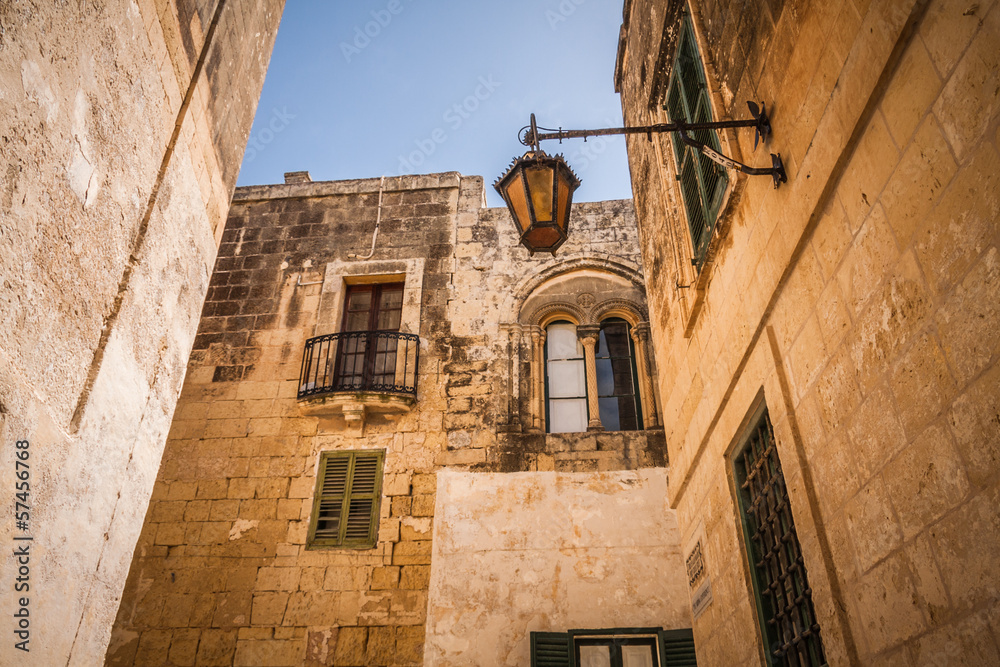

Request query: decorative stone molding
[
  {"left": 527, "top": 302, "right": 586, "bottom": 328},
  {"left": 589, "top": 298, "right": 648, "bottom": 326},
  {"left": 505, "top": 253, "right": 647, "bottom": 322}
]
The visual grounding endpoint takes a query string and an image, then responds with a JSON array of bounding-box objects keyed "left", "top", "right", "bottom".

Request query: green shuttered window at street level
[
  {"left": 665, "top": 12, "right": 728, "bottom": 267},
  {"left": 530, "top": 628, "right": 697, "bottom": 666},
  {"left": 733, "top": 409, "right": 826, "bottom": 666},
  {"left": 307, "top": 450, "right": 384, "bottom": 549}
]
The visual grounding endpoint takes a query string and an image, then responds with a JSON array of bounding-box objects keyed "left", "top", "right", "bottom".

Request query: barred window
[
  {"left": 665, "top": 13, "right": 728, "bottom": 267},
  {"left": 307, "top": 450, "right": 384, "bottom": 549},
  {"left": 733, "top": 409, "right": 825, "bottom": 666}
]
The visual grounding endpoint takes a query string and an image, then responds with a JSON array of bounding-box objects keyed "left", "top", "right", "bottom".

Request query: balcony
[{"left": 297, "top": 331, "right": 419, "bottom": 424}]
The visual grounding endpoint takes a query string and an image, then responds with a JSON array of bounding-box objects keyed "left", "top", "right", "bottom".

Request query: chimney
[{"left": 284, "top": 171, "right": 312, "bottom": 184}]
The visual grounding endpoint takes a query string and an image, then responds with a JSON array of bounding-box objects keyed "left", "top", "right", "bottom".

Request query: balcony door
[{"left": 335, "top": 283, "right": 404, "bottom": 390}]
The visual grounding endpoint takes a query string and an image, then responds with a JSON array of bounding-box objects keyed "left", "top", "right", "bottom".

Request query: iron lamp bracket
[{"left": 518, "top": 101, "right": 787, "bottom": 189}]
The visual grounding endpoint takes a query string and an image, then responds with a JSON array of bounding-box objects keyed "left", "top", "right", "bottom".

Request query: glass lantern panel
[
  {"left": 503, "top": 171, "right": 532, "bottom": 232},
  {"left": 556, "top": 170, "right": 571, "bottom": 230},
  {"left": 525, "top": 164, "right": 554, "bottom": 221},
  {"left": 524, "top": 226, "right": 562, "bottom": 252}
]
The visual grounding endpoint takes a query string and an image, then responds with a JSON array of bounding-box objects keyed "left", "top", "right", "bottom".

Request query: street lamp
[
  {"left": 496, "top": 102, "right": 786, "bottom": 255},
  {"left": 494, "top": 115, "right": 581, "bottom": 255}
]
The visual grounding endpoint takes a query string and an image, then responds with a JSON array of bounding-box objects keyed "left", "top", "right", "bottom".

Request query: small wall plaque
[{"left": 691, "top": 578, "right": 713, "bottom": 620}]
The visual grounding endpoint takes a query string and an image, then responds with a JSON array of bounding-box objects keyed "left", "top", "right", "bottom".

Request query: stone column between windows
[
  {"left": 632, "top": 322, "right": 659, "bottom": 429},
  {"left": 578, "top": 326, "right": 603, "bottom": 431},
  {"left": 500, "top": 323, "right": 522, "bottom": 431},
  {"left": 529, "top": 327, "right": 544, "bottom": 432}
]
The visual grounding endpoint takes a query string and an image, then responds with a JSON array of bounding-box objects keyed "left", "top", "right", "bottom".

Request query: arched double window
[{"left": 544, "top": 318, "right": 643, "bottom": 433}]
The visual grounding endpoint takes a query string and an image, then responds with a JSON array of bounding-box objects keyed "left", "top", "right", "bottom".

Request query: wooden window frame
[
  {"left": 306, "top": 450, "right": 385, "bottom": 550},
  {"left": 664, "top": 11, "right": 729, "bottom": 269},
  {"left": 332, "top": 282, "right": 405, "bottom": 390}
]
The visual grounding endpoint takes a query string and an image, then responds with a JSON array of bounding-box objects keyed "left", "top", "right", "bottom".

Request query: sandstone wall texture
[
  {"left": 0, "top": 1, "right": 283, "bottom": 664},
  {"left": 106, "top": 172, "right": 683, "bottom": 666},
  {"left": 618, "top": 0, "right": 1000, "bottom": 663},
  {"left": 425, "top": 469, "right": 691, "bottom": 666}
]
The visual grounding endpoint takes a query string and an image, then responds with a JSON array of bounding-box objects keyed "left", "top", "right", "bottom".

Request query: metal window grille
[
  {"left": 298, "top": 330, "right": 419, "bottom": 399},
  {"left": 734, "top": 411, "right": 826, "bottom": 666},
  {"left": 665, "top": 14, "right": 728, "bottom": 266}
]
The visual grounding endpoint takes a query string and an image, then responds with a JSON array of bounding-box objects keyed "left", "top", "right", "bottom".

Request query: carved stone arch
[
  {"left": 505, "top": 252, "right": 647, "bottom": 322},
  {"left": 589, "top": 299, "right": 648, "bottom": 327},
  {"left": 527, "top": 302, "right": 585, "bottom": 328}
]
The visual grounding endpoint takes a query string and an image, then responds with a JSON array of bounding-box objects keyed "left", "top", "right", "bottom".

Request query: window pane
[
  {"left": 596, "top": 357, "right": 615, "bottom": 395},
  {"left": 549, "top": 398, "right": 587, "bottom": 433},
  {"left": 579, "top": 645, "right": 611, "bottom": 667},
  {"left": 345, "top": 311, "right": 369, "bottom": 331},
  {"left": 599, "top": 397, "right": 621, "bottom": 432},
  {"left": 547, "top": 323, "right": 582, "bottom": 359},
  {"left": 601, "top": 323, "right": 631, "bottom": 356},
  {"left": 621, "top": 645, "right": 654, "bottom": 667},
  {"left": 379, "top": 289, "right": 402, "bottom": 310},
  {"left": 347, "top": 289, "right": 371, "bottom": 311},
  {"left": 548, "top": 359, "right": 586, "bottom": 398}
]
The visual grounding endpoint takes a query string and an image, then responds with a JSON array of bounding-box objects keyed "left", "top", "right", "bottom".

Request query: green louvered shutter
[
  {"left": 531, "top": 632, "right": 574, "bottom": 667},
  {"left": 659, "top": 628, "right": 698, "bottom": 666},
  {"left": 307, "top": 450, "right": 384, "bottom": 548},
  {"left": 665, "top": 14, "right": 728, "bottom": 267}
]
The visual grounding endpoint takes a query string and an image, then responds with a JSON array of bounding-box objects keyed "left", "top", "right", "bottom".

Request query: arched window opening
[
  {"left": 545, "top": 321, "right": 588, "bottom": 433},
  {"left": 595, "top": 318, "right": 643, "bottom": 431}
]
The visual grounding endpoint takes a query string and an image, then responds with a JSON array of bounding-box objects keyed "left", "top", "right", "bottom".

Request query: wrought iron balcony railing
[{"left": 298, "top": 330, "right": 419, "bottom": 400}]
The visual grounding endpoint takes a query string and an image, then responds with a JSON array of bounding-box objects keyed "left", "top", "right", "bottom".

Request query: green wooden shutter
[
  {"left": 658, "top": 628, "right": 697, "bottom": 666},
  {"left": 664, "top": 14, "right": 729, "bottom": 267},
  {"left": 531, "top": 632, "right": 574, "bottom": 667},
  {"left": 308, "top": 450, "right": 384, "bottom": 548}
]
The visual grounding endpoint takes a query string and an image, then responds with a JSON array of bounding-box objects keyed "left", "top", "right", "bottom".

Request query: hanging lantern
[{"left": 494, "top": 150, "right": 581, "bottom": 255}]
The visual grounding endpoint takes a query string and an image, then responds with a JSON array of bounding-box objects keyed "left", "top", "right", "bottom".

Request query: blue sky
[{"left": 236, "top": 0, "right": 634, "bottom": 207}]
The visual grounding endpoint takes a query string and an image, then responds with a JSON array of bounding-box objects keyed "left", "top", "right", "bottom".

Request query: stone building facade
[
  {"left": 0, "top": 1, "right": 283, "bottom": 664},
  {"left": 617, "top": 0, "right": 1000, "bottom": 664},
  {"left": 106, "top": 172, "right": 694, "bottom": 666}
]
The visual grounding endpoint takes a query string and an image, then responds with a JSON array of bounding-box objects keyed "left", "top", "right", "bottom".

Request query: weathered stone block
[
  {"left": 392, "top": 540, "right": 432, "bottom": 565},
  {"left": 410, "top": 494, "right": 435, "bottom": 517},
  {"left": 366, "top": 626, "right": 396, "bottom": 665},
  {"left": 251, "top": 592, "right": 289, "bottom": 626},
  {"left": 332, "top": 627, "right": 368, "bottom": 666}
]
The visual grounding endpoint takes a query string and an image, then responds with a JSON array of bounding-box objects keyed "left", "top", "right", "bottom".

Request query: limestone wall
[
  {"left": 106, "top": 171, "right": 684, "bottom": 665},
  {"left": 618, "top": 0, "right": 1000, "bottom": 663},
  {"left": 0, "top": 1, "right": 282, "bottom": 664},
  {"left": 424, "top": 469, "right": 691, "bottom": 666}
]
